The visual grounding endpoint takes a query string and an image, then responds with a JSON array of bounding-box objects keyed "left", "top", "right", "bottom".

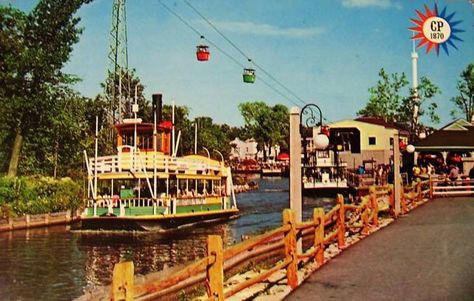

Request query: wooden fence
[
  {"left": 0, "top": 210, "right": 80, "bottom": 232},
  {"left": 96, "top": 182, "right": 428, "bottom": 301},
  {"left": 429, "top": 176, "right": 473, "bottom": 198}
]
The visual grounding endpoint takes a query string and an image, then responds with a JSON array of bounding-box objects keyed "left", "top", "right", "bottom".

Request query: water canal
[{"left": 0, "top": 178, "right": 339, "bottom": 300}]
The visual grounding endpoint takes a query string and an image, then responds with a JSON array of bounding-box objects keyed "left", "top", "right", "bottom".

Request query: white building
[
  {"left": 229, "top": 138, "right": 258, "bottom": 161},
  {"left": 229, "top": 138, "right": 280, "bottom": 162}
]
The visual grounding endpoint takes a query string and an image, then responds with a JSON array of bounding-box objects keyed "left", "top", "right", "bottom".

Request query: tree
[
  {"left": 451, "top": 63, "right": 474, "bottom": 122},
  {"left": 238, "top": 102, "right": 289, "bottom": 161},
  {"left": 0, "top": 0, "right": 92, "bottom": 177},
  {"left": 19, "top": 86, "right": 89, "bottom": 177},
  {"left": 400, "top": 76, "right": 441, "bottom": 134},
  {"left": 358, "top": 68, "right": 440, "bottom": 137},
  {"left": 357, "top": 68, "right": 408, "bottom": 122}
]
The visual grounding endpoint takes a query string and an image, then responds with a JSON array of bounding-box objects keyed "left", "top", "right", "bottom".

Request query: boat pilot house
[{"left": 116, "top": 119, "right": 172, "bottom": 155}]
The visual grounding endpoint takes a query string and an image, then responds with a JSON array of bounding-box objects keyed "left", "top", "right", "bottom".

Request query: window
[{"left": 369, "top": 137, "right": 376, "bottom": 145}]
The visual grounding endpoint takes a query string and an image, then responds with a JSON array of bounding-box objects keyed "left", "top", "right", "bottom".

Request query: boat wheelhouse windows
[
  {"left": 120, "top": 132, "right": 154, "bottom": 150},
  {"left": 330, "top": 128, "right": 360, "bottom": 153},
  {"left": 116, "top": 122, "right": 171, "bottom": 154}
]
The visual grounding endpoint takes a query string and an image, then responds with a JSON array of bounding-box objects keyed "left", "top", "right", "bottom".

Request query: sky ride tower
[{"left": 106, "top": 0, "right": 130, "bottom": 126}]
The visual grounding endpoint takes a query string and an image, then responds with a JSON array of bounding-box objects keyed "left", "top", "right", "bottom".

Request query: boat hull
[{"left": 73, "top": 209, "right": 239, "bottom": 232}]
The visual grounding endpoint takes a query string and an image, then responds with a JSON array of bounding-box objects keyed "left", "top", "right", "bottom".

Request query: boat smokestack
[{"left": 152, "top": 93, "right": 163, "bottom": 124}]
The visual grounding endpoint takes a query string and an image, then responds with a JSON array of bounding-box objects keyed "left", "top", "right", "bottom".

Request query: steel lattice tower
[{"left": 106, "top": 0, "right": 130, "bottom": 125}]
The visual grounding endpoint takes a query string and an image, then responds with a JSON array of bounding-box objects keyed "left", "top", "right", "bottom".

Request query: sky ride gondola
[
  {"left": 243, "top": 68, "right": 256, "bottom": 84},
  {"left": 196, "top": 45, "right": 210, "bottom": 61}
]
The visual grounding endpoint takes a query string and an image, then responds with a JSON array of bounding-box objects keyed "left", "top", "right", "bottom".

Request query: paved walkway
[{"left": 286, "top": 197, "right": 474, "bottom": 301}]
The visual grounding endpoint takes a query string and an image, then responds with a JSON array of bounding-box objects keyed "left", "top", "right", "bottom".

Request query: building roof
[
  {"left": 354, "top": 117, "right": 410, "bottom": 134},
  {"left": 415, "top": 119, "right": 474, "bottom": 151}
]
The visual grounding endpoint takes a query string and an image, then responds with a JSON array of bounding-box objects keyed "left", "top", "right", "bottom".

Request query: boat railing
[
  {"left": 85, "top": 194, "right": 231, "bottom": 217},
  {"left": 89, "top": 151, "right": 222, "bottom": 175},
  {"left": 86, "top": 197, "right": 156, "bottom": 208}
]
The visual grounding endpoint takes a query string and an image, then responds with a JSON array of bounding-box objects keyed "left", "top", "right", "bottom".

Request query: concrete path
[{"left": 285, "top": 197, "right": 474, "bottom": 301}]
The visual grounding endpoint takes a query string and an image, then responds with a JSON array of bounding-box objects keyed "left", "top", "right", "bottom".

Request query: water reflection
[
  {"left": 0, "top": 178, "right": 341, "bottom": 300},
  {"left": 78, "top": 222, "right": 235, "bottom": 290}
]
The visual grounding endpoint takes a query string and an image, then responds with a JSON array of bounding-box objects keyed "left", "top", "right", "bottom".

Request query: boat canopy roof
[{"left": 115, "top": 121, "right": 172, "bottom": 134}]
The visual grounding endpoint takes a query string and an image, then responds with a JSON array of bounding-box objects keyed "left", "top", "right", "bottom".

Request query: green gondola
[{"left": 243, "top": 68, "right": 256, "bottom": 83}]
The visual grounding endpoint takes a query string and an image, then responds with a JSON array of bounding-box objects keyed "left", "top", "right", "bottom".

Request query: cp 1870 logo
[{"left": 409, "top": 4, "right": 464, "bottom": 55}]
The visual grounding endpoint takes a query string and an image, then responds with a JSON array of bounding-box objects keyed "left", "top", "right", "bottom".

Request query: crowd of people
[{"left": 355, "top": 161, "right": 474, "bottom": 186}]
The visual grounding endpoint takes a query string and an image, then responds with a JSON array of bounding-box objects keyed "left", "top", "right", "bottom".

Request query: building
[
  {"left": 229, "top": 138, "right": 258, "bottom": 161},
  {"left": 229, "top": 138, "right": 281, "bottom": 162},
  {"left": 312, "top": 117, "right": 409, "bottom": 169},
  {"left": 414, "top": 119, "right": 474, "bottom": 173}
]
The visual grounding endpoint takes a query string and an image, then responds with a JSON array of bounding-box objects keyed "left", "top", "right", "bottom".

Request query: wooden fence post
[
  {"left": 416, "top": 179, "right": 422, "bottom": 202},
  {"left": 313, "top": 208, "right": 325, "bottom": 266},
  {"left": 401, "top": 191, "right": 408, "bottom": 214},
  {"left": 388, "top": 185, "right": 395, "bottom": 217},
  {"left": 336, "top": 195, "right": 345, "bottom": 249},
  {"left": 429, "top": 175, "right": 433, "bottom": 199},
  {"left": 111, "top": 261, "right": 134, "bottom": 301},
  {"left": 369, "top": 186, "right": 378, "bottom": 227},
  {"left": 361, "top": 201, "right": 370, "bottom": 236},
  {"left": 207, "top": 235, "right": 224, "bottom": 300},
  {"left": 283, "top": 209, "right": 298, "bottom": 289}
]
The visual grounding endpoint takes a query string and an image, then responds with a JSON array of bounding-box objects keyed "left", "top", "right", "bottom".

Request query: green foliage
[
  {"left": 400, "top": 76, "right": 441, "bottom": 127},
  {"left": 238, "top": 102, "right": 289, "bottom": 159},
  {"left": 357, "top": 68, "right": 441, "bottom": 134},
  {"left": 451, "top": 63, "right": 474, "bottom": 121},
  {"left": 0, "top": 0, "right": 92, "bottom": 176},
  {"left": 357, "top": 68, "right": 408, "bottom": 122},
  {"left": 0, "top": 176, "right": 82, "bottom": 217}
]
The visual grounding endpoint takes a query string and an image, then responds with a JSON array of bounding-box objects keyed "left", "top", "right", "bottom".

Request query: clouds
[
  {"left": 198, "top": 20, "right": 325, "bottom": 38},
  {"left": 341, "top": 0, "right": 402, "bottom": 10}
]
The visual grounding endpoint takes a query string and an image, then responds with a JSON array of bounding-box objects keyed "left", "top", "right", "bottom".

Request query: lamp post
[
  {"left": 299, "top": 104, "right": 329, "bottom": 167},
  {"left": 290, "top": 104, "right": 328, "bottom": 253}
]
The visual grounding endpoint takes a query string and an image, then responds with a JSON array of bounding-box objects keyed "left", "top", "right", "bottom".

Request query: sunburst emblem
[{"left": 409, "top": 4, "right": 464, "bottom": 55}]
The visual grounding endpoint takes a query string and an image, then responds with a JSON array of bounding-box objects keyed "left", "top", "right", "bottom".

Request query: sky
[{"left": 3, "top": 0, "right": 474, "bottom": 127}]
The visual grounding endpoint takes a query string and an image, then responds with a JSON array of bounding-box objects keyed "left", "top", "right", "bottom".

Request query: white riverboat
[{"left": 76, "top": 95, "right": 238, "bottom": 231}]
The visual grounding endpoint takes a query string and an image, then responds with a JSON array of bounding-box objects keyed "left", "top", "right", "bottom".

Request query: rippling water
[{"left": 0, "top": 178, "right": 339, "bottom": 300}]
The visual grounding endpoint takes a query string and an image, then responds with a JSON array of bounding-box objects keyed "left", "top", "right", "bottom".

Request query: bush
[{"left": 0, "top": 176, "right": 83, "bottom": 217}]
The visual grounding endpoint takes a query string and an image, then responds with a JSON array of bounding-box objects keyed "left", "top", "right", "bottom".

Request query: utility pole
[{"left": 411, "top": 37, "right": 420, "bottom": 137}]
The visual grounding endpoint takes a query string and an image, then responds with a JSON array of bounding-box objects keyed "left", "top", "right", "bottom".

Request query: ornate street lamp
[{"left": 299, "top": 104, "right": 329, "bottom": 167}]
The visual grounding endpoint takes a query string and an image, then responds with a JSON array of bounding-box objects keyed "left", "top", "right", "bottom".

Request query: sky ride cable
[
  {"left": 157, "top": 0, "right": 302, "bottom": 107},
  {"left": 183, "top": 0, "right": 308, "bottom": 106}
]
